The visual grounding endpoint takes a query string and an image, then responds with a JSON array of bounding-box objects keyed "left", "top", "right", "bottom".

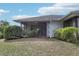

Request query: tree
[
  {"left": 0, "top": 20, "right": 9, "bottom": 38},
  {"left": 0, "top": 20, "right": 9, "bottom": 26}
]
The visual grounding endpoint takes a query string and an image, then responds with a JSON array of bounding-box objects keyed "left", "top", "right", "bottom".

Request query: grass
[{"left": 0, "top": 38, "right": 79, "bottom": 56}]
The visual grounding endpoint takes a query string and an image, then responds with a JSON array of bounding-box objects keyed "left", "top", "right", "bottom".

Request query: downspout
[{"left": 49, "top": 16, "right": 53, "bottom": 38}]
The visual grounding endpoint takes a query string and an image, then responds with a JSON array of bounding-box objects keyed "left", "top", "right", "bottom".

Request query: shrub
[
  {"left": 0, "top": 32, "right": 3, "bottom": 39},
  {"left": 54, "top": 27, "right": 78, "bottom": 43},
  {"left": 54, "top": 28, "right": 63, "bottom": 39},
  {"left": 0, "top": 27, "right": 4, "bottom": 39},
  {"left": 4, "top": 25, "right": 23, "bottom": 40},
  {"left": 26, "top": 29, "right": 39, "bottom": 37}
]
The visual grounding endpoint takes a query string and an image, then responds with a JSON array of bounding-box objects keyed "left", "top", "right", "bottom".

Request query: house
[
  {"left": 62, "top": 11, "right": 79, "bottom": 27},
  {"left": 14, "top": 11, "right": 79, "bottom": 38}
]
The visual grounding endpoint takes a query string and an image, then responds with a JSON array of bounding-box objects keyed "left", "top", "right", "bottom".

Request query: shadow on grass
[{"left": 4, "top": 37, "right": 52, "bottom": 42}]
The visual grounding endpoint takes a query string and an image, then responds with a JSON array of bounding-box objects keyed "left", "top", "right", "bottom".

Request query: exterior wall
[
  {"left": 77, "top": 18, "right": 79, "bottom": 27},
  {"left": 69, "top": 18, "right": 79, "bottom": 27},
  {"left": 72, "top": 18, "right": 79, "bottom": 27},
  {"left": 24, "top": 23, "right": 32, "bottom": 33},
  {"left": 47, "top": 21, "right": 63, "bottom": 38},
  {"left": 72, "top": 19, "right": 76, "bottom": 27},
  {"left": 23, "top": 21, "right": 63, "bottom": 38},
  {"left": 63, "top": 18, "right": 77, "bottom": 27}
]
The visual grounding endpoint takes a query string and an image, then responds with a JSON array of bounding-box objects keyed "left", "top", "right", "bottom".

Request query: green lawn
[{"left": 0, "top": 38, "right": 79, "bottom": 56}]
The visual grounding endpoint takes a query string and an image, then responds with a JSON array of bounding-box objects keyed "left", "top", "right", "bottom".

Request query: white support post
[
  {"left": 20, "top": 23, "right": 24, "bottom": 30},
  {"left": 20, "top": 23, "right": 22, "bottom": 27}
]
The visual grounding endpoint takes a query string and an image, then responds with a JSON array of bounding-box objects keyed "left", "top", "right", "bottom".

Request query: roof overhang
[
  {"left": 14, "top": 15, "right": 64, "bottom": 23},
  {"left": 61, "top": 13, "right": 79, "bottom": 21}
]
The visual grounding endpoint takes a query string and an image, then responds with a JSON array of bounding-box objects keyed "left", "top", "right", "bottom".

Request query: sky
[{"left": 0, "top": 3, "right": 79, "bottom": 25}]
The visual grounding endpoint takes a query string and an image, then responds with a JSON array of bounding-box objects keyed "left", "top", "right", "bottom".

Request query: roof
[
  {"left": 61, "top": 10, "right": 79, "bottom": 21},
  {"left": 14, "top": 15, "right": 64, "bottom": 22}
]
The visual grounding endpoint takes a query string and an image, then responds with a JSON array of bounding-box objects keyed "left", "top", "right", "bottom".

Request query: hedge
[
  {"left": 54, "top": 27, "right": 79, "bottom": 43},
  {"left": 4, "top": 25, "right": 23, "bottom": 40}
]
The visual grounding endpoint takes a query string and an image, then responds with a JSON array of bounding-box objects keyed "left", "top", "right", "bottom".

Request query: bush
[
  {"left": 0, "top": 27, "right": 4, "bottom": 39},
  {"left": 0, "top": 32, "right": 3, "bottom": 39},
  {"left": 54, "top": 27, "right": 78, "bottom": 43},
  {"left": 26, "top": 29, "right": 39, "bottom": 37},
  {"left": 4, "top": 25, "right": 23, "bottom": 40}
]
